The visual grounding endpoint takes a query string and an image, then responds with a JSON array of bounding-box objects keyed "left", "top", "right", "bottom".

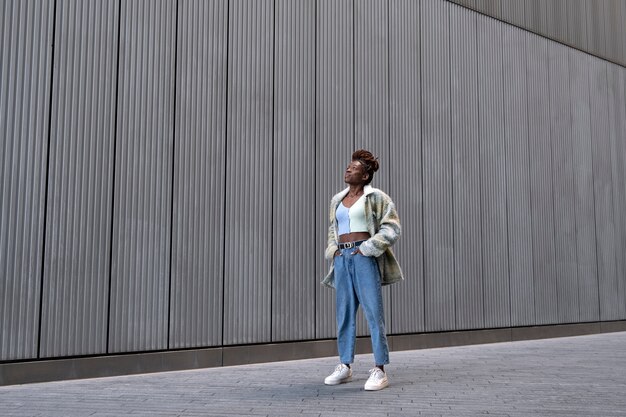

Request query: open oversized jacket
[{"left": 322, "top": 185, "right": 404, "bottom": 288}]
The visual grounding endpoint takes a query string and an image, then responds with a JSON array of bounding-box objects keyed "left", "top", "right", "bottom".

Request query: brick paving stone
[{"left": 1, "top": 332, "right": 626, "bottom": 416}]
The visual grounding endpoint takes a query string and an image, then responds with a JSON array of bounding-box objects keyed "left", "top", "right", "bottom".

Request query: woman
[{"left": 322, "top": 149, "right": 404, "bottom": 391}]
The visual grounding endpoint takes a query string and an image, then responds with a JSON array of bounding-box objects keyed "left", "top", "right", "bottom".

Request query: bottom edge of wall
[{"left": 2, "top": 320, "right": 625, "bottom": 386}]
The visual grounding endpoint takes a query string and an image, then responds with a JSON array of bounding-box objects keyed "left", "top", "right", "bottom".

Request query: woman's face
[{"left": 344, "top": 161, "right": 368, "bottom": 185}]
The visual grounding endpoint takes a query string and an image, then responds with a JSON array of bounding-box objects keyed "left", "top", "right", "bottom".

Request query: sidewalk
[{"left": 2, "top": 332, "right": 626, "bottom": 417}]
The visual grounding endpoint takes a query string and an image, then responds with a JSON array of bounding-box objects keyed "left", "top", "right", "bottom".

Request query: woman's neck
[{"left": 347, "top": 185, "right": 365, "bottom": 198}]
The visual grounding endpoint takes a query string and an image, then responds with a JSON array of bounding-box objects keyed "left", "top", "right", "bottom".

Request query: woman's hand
[
  {"left": 334, "top": 250, "right": 341, "bottom": 257},
  {"left": 351, "top": 248, "right": 363, "bottom": 256}
]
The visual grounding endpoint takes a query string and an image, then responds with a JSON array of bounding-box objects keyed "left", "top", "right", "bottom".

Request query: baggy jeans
[{"left": 334, "top": 248, "right": 390, "bottom": 366}]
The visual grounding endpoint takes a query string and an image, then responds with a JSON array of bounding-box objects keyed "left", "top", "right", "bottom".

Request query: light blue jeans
[{"left": 334, "top": 248, "right": 390, "bottom": 366}]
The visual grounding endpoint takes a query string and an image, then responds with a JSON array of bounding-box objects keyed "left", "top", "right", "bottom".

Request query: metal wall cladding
[
  {"left": 355, "top": 0, "right": 389, "bottom": 188},
  {"left": 604, "top": 0, "right": 624, "bottom": 62},
  {"left": 545, "top": 0, "right": 568, "bottom": 43},
  {"left": 586, "top": 0, "right": 606, "bottom": 58},
  {"left": 388, "top": 0, "right": 424, "bottom": 334},
  {"left": 502, "top": 27, "right": 535, "bottom": 327},
  {"left": 500, "top": 0, "right": 525, "bottom": 27},
  {"left": 421, "top": 0, "right": 455, "bottom": 332},
  {"left": 606, "top": 63, "right": 626, "bottom": 320},
  {"left": 223, "top": 0, "right": 274, "bottom": 345},
  {"left": 272, "top": 0, "right": 316, "bottom": 342},
  {"left": 315, "top": 0, "right": 353, "bottom": 340},
  {"left": 477, "top": 14, "right": 510, "bottom": 329},
  {"left": 450, "top": 0, "right": 626, "bottom": 67},
  {"left": 569, "top": 49, "right": 600, "bottom": 322},
  {"left": 475, "top": 0, "right": 502, "bottom": 19},
  {"left": 450, "top": 4, "right": 483, "bottom": 330},
  {"left": 40, "top": 0, "right": 118, "bottom": 358},
  {"left": 524, "top": 0, "right": 547, "bottom": 37},
  {"left": 0, "top": 0, "right": 54, "bottom": 361},
  {"left": 108, "top": 0, "right": 176, "bottom": 353},
  {"left": 567, "top": 0, "right": 588, "bottom": 51},
  {"left": 622, "top": 1, "right": 626, "bottom": 64},
  {"left": 526, "top": 33, "right": 558, "bottom": 325},
  {"left": 169, "top": 0, "right": 227, "bottom": 349},
  {"left": 354, "top": 0, "right": 392, "bottom": 336},
  {"left": 548, "top": 41, "right": 579, "bottom": 323},
  {"left": 588, "top": 58, "right": 620, "bottom": 321},
  {"left": 5, "top": 0, "right": 626, "bottom": 365}
]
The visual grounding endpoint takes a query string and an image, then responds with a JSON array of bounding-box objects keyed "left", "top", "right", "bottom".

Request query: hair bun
[{"left": 351, "top": 149, "right": 379, "bottom": 172}]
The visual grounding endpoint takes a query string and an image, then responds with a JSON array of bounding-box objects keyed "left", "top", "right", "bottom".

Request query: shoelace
[
  {"left": 368, "top": 368, "right": 385, "bottom": 381},
  {"left": 333, "top": 364, "right": 347, "bottom": 375}
]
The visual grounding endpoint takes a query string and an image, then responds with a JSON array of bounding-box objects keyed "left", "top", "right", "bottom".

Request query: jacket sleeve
[
  {"left": 359, "top": 194, "right": 401, "bottom": 258},
  {"left": 325, "top": 203, "right": 339, "bottom": 260}
]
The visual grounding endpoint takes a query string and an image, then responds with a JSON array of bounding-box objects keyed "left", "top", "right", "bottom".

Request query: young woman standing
[{"left": 322, "top": 149, "right": 404, "bottom": 391}]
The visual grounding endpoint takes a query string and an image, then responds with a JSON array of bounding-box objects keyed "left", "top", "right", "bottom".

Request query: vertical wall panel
[
  {"left": 422, "top": 0, "right": 455, "bottom": 331},
  {"left": 549, "top": 41, "right": 579, "bottom": 323},
  {"left": 622, "top": 1, "right": 626, "bottom": 65},
  {"left": 223, "top": 0, "right": 274, "bottom": 345},
  {"left": 389, "top": 0, "right": 424, "bottom": 334},
  {"left": 453, "top": 0, "right": 476, "bottom": 9},
  {"left": 477, "top": 14, "right": 510, "bottom": 328},
  {"left": 567, "top": 0, "right": 588, "bottom": 51},
  {"left": 354, "top": 0, "right": 391, "bottom": 336},
  {"left": 545, "top": 0, "right": 568, "bottom": 43},
  {"left": 315, "top": 0, "right": 353, "bottom": 340},
  {"left": 586, "top": 0, "right": 606, "bottom": 58},
  {"left": 604, "top": 0, "right": 623, "bottom": 64},
  {"left": 500, "top": 0, "right": 525, "bottom": 27},
  {"left": 524, "top": 0, "right": 547, "bottom": 36},
  {"left": 40, "top": 0, "right": 118, "bottom": 357},
  {"left": 606, "top": 64, "right": 626, "bottom": 320},
  {"left": 169, "top": 0, "right": 227, "bottom": 349},
  {"left": 109, "top": 0, "right": 176, "bottom": 353},
  {"left": 526, "top": 34, "right": 558, "bottom": 324},
  {"left": 589, "top": 58, "right": 619, "bottom": 321},
  {"left": 569, "top": 49, "right": 599, "bottom": 322},
  {"left": 355, "top": 0, "right": 389, "bottom": 189},
  {"left": 475, "top": 0, "right": 502, "bottom": 19},
  {"left": 0, "top": 0, "right": 54, "bottom": 361},
  {"left": 450, "top": 5, "right": 483, "bottom": 330},
  {"left": 272, "top": 0, "right": 315, "bottom": 342},
  {"left": 503, "top": 27, "right": 535, "bottom": 326}
]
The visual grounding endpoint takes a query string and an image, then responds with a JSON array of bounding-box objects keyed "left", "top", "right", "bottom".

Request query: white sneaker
[
  {"left": 364, "top": 368, "right": 389, "bottom": 391},
  {"left": 324, "top": 364, "right": 353, "bottom": 385}
]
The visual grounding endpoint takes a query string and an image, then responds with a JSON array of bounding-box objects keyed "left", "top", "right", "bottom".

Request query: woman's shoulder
[{"left": 364, "top": 186, "right": 393, "bottom": 203}]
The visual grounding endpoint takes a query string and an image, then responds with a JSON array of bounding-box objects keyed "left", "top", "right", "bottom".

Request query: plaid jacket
[{"left": 322, "top": 185, "right": 404, "bottom": 288}]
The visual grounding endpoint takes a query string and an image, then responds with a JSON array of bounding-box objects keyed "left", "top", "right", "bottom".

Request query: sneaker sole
[
  {"left": 364, "top": 380, "right": 389, "bottom": 391},
  {"left": 324, "top": 376, "right": 352, "bottom": 385}
]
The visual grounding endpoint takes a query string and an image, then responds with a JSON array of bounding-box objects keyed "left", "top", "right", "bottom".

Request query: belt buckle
[{"left": 344, "top": 242, "right": 354, "bottom": 249}]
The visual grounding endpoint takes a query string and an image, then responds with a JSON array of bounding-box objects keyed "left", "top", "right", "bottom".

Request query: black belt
[{"left": 338, "top": 240, "right": 366, "bottom": 250}]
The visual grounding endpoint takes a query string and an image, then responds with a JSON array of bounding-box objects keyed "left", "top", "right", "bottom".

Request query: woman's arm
[{"left": 359, "top": 193, "right": 401, "bottom": 258}]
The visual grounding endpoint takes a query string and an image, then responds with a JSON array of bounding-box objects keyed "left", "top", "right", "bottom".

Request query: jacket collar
[{"left": 333, "top": 185, "right": 376, "bottom": 205}]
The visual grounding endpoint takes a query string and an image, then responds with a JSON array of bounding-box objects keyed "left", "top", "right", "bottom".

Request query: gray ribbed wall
[
  {"left": 388, "top": 0, "right": 424, "bottom": 334},
  {"left": 40, "top": 0, "right": 118, "bottom": 358},
  {"left": 223, "top": 0, "right": 273, "bottom": 345},
  {"left": 272, "top": 0, "right": 316, "bottom": 342},
  {"left": 0, "top": 0, "right": 54, "bottom": 361},
  {"left": 477, "top": 13, "right": 510, "bottom": 329},
  {"left": 170, "top": 0, "right": 227, "bottom": 349},
  {"left": 451, "top": 0, "right": 626, "bottom": 67},
  {"left": 315, "top": 0, "right": 353, "bottom": 340},
  {"left": 109, "top": 0, "right": 176, "bottom": 353},
  {"left": 2, "top": 0, "right": 626, "bottom": 363},
  {"left": 450, "top": 5, "right": 482, "bottom": 330}
]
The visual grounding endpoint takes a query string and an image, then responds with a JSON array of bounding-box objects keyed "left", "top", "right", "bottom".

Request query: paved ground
[{"left": 2, "top": 332, "right": 626, "bottom": 417}]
